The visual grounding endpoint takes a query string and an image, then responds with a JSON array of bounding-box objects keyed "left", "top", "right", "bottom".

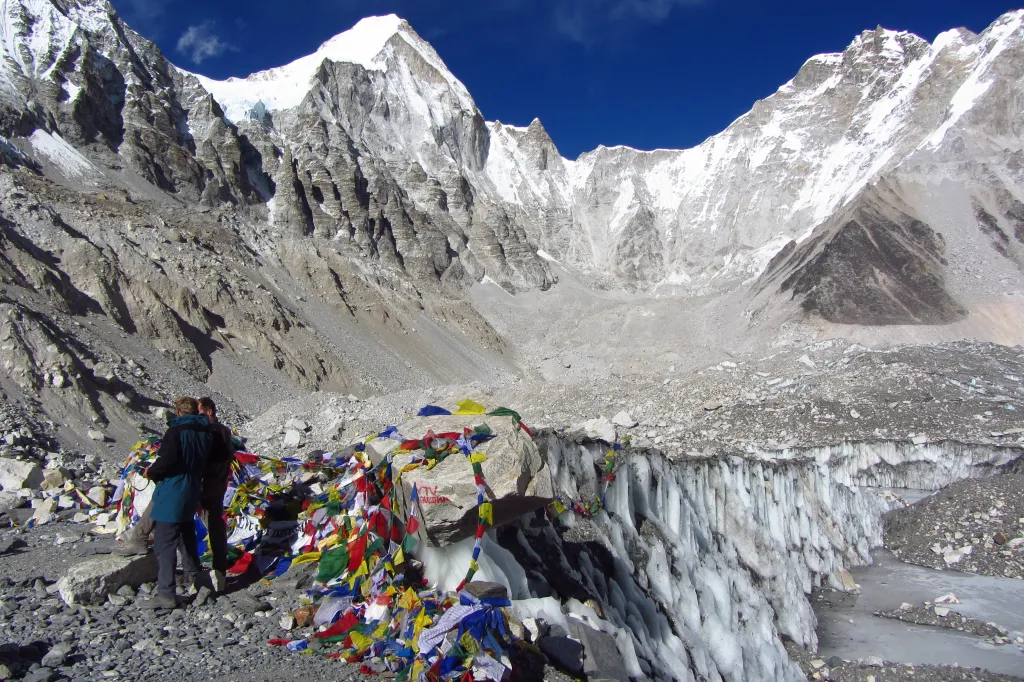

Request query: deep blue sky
[{"left": 111, "top": 0, "right": 1019, "bottom": 159}]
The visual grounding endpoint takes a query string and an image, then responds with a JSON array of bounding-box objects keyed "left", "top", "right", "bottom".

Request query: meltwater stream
[{"left": 815, "top": 550, "right": 1024, "bottom": 675}]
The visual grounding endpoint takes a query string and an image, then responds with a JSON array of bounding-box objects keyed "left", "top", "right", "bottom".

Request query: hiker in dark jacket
[
  {"left": 198, "top": 396, "right": 234, "bottom": 593},
  {"left": 141, "top": 396, "right": 227, "bottom": 609}
]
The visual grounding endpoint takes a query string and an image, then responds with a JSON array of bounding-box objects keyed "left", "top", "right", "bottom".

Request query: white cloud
[
  {"left": 117, "top": 0, "right": 164, "bottom": 21},
  {"left": 176, "top": 21, "right": 236, "bottom": 64},
  {"left": 554, "top": 0, "right": 703, "bottom": 45}
]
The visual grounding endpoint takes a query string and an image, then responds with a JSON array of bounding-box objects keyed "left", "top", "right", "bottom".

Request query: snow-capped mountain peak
[
  {"left": 193, "top": 14, "right": 476, "bottom": 123},
  {"left": 2, "top": 0, "right": 1022, "bottom": 318}
]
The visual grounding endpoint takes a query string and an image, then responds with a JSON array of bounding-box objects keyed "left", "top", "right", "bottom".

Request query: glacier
[{"left": 453, "top": 434, "right": 1024, "bottom": 681}]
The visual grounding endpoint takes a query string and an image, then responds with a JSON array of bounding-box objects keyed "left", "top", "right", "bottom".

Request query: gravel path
[{"left": 884, "top": 475, "right": 1024, "bottom": 578}]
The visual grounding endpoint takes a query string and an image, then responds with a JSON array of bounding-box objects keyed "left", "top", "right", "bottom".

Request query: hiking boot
[
  {"left": 139, "top": 594, "right": 177, "bottom": 610},
  {"left": 112, "top": 539, "right": 149, "bottom": 556},
  {"left": 210, "top": 570, "right": 227, "bottom": 594}
]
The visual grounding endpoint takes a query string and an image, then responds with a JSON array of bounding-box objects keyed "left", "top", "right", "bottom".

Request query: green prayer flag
[
  {"left": 487, "top": 407, "right": 522, "bottom": 423},
  {"left": 317, "top": 545, "right": 350, "bottom": 583}
]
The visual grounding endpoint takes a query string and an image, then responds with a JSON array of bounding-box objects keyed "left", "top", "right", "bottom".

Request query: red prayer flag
[
  {"left": 227, "top": 551, "right": 253, "bottom": 575},
  {"left": 314, "top": 611, "right": 359, "bottom": 640},
  {"left": 347, "top": 534, "right": 367, "bottom": 572}
]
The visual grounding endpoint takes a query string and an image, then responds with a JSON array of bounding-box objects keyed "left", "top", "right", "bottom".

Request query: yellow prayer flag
[
  {"left": 355, "top": 560, "right": 369, "bottom": 577},
  {"left": 317, "top": 535, "right": 340, "bottom": 550},
  {"left": 552, "top": 500, "right": 566, "bottom": 515},
  {"left": 454, "top": 399, "right": 486, "bottom": 415},
  {"left": 349, "top": 631, "right": 374, "bottom": 651},
  {"left": 291, "top": 551, "right": 322, "bottom": 566},
  {"left": 468, "top": 452, "right": 488, "bottom": 464},
  {"left": 479, "top": 502, "right": 494, "bottom": 526},
  {"left": 393, "top": 546, "right": 405, "bottom": 565},
  {"left": 398, "top": 588, "right": 421, "bottom": 611},
  {"left": 459, "top": 631, "right": 481, "bottom": 655},
  {"left": 413, "top": 609, "right": 433, "bottom": 637}
]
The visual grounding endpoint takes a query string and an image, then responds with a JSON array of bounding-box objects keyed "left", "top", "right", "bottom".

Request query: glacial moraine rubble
[
  {"left": 885, "top": 474, "right": 1024, "bottom": 578},
  {"left": 875, "top": 600, "right": 1016, "bottom": 645}
]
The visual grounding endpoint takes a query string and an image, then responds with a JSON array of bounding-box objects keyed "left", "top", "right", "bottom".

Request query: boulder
[
  {"left": 835, "top": 567, "right": 858, "bottom": 593},
  {"left": 0, "top": 458, "right": 43, "bottom": 491},
  {"left": 40, "top": 642, "right": 72, "bottom": 668},
  {"left": 56, "top": 554, "right": 159, "bottom": 606},
  {"left": 87, "top": 430, "right": 107, "bottom": 442},
  {"left": 40, "top": 469, "right": 66, "bottom": 491},
  {"left": 538, "top": 636, "right": 584, "bottom": 675},
  {"left": 30, "top": 499, "right": 57, "bottom": 525},
  {"left": 611, "top": 411, "right": 637, "bottom": 428},
  {"left": 0, "top": 536, "right": 27, "bottom": 554},
  {"left": 576, "top": 417, "right": 616, "bottom": 444},
  {"left": 283, "top": 430, "right": 302, "bottom": 448},
  {"left": 567, "top": 620, "right": 630, "bottom": 682},
  {"left": 374, "top": 414, "right": 554, "bottom": 546},
  {"left": 285, "top": 418, "right": 309, "bottom": 432},
  {"left": 509, "top": 641, "right": 546, "bottom": 682},
  {"left": 86, "top": 486, "right": 108, "bottom": 507},
  {"left": 462, "top": 581, "right": 509, "bottom": 601},
  {"left": 0, "top": 491, "right": 25, "bottom": 512}
]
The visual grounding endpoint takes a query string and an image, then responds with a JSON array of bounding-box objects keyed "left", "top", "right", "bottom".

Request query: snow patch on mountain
[
  {"left": 29, "top": 128, "right": 95, "bottom": 180},
  {"left": 923, "top": 11, "right": 1022, "bottom": 148},
  {"left": 1, "top": 0, "right": 80, "bottom": 82}
]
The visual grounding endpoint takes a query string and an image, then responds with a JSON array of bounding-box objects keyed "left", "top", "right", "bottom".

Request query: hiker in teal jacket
[{"left": 141, "top": 396, "right": 227, "bottom": 608}]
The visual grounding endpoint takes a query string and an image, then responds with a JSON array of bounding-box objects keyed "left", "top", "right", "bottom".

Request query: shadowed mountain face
[{"left": 764, "top": 193, "right": 967, "bottom": 325}]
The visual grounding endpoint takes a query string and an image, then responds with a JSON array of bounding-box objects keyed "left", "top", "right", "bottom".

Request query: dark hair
[
  {"left": 174, "top": 396, "right": 199, "bottom": 415},
  {"left": 198, "top": 397, "right": 217, "bottom": 415}
]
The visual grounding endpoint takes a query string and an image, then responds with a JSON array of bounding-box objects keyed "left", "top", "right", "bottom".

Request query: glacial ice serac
[{"left": 460, "top": 436, "right": 1021, "bottom": 682}]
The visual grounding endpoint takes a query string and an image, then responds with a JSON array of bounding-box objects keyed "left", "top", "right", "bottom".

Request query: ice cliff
[{"left": 459, "top": 435, "right": 1024, "bottom": 681}]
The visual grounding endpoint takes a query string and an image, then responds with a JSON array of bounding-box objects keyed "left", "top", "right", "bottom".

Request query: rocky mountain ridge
[{"left": 0, "top": 0, "right": 1022, "bottom": 453}]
